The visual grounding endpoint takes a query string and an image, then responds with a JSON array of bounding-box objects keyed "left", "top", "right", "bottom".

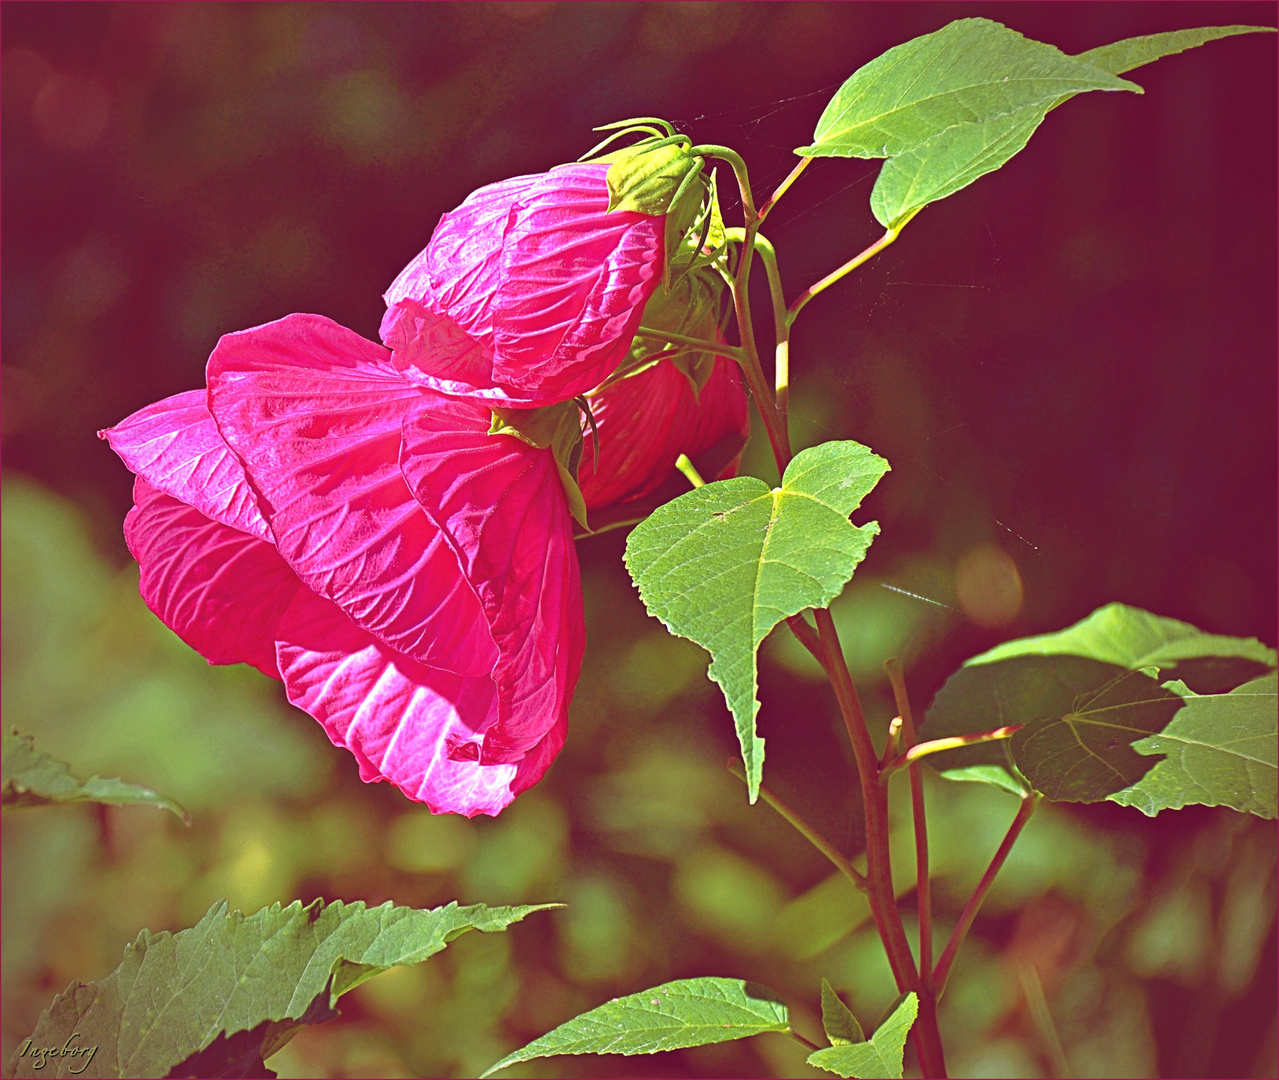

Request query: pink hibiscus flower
[
  {"left": 101, "top": 313, "right": 583, "bottom": 817},
  {"left": 380, "top": 163, "right": 666, "bottom": 408},
  {"left": 579, "top": 353, "right": 751, "bottom": 527}
]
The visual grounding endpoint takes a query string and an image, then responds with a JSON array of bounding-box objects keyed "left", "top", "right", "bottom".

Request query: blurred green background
[{"left": 3, "top": 3, "right": 1275, "bottom": 1078}]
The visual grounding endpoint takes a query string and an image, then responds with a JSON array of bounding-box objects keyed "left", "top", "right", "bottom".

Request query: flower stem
[
  {"left": 727, "top": 759, "right": 867, "bottom": 892},
  {"left": 696, "top": 149, "right": 791, "bottom": 477},
  {"left": 707, "top": 170, "right": 946, "bottom": 1072},
  {"left": 633, "top": 326, "right": 744, "bottom": 362},
  {"left": 812, "top": 611, "right": 918, "bottom": 986},
  {"left": 787, "top": 209, "right": 920, "bottom": 327},
  {"left": 751, "top": 232, "right": 791, "bottom": 424},
  {"left": 757, "top": 156, "right": 811, "bottom": 223},
  {"left": 880, "top": 725, "right": 1024, "bottom": 780},
  {"left": 813, "top": 611, "right": 948, "bottom": 1077},
  {"left": 933, "top": 793, "right": 1041, "bottom": 996}
]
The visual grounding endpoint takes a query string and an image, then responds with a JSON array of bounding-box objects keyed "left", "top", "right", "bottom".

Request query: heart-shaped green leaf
[
  {"left": 624, "top": 441, "right": 889, "bottom": 800},
  {"left": 924, "top": 605, "right": 1277, "bottom": 816}
]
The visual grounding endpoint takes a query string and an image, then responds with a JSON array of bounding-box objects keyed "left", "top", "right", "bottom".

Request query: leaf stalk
[
  {"left": 879, "top": 724, "right": 1024, "bottom": 780},
  {"left": 788, "top": 209, "right": 920, "bottom": 327}
]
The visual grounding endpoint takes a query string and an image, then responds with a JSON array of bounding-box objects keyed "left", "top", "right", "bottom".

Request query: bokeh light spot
[{"left": 955, "top": 544, "right": 1024, "bottom": 627}]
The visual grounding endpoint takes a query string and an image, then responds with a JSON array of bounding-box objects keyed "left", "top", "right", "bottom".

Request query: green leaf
[
  {"left": 1075, "top": 25, "right": 1276, "bottom": 77},
  {"left": 870, "top": 106, "right": 1051, "bottom": 228},
  {"left": 868, "top": 25, "right": 1275, "bottom": 228},
  {"left": 798, "top": 19, "right": 1138, "bottom": 159},
  {"left": 812, "top": 20, "right": 1272, "bottom": 227},
  {"left": 1052, "top": 673, "right": 1277, "bottom": 818},
  {"left": 11, "top": 898, "right": 554, "bottom": 1078},
  {"left": 490, "top": 400, "right": 589, "bottom": 529},
  {"left": 808, "top": 992, "right": 918, "bottom": 1078},
  {"left": 972, "top": 603, "right": 1277, "bottom": 686},
  {"left": 624, "top": 441, "right": 889, "bottom": 800},
  {"left": 821, "top": 979, "right": 865, "bottom": 1046},
  {"left": 2, "top": 728, "right": 188, "bottom": 824},
  {"left": 481, "top": 977, "right": 792, "bottom": 1077},
  {"left": 923, "top": 605, "right": 1278, "bottom": 817}
]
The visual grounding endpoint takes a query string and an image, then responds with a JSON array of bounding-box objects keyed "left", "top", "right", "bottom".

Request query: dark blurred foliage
[{"left": 2, "top": 3, "right": 1275, "bottom": 1078}]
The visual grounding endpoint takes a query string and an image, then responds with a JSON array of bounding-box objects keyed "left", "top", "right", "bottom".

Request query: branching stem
[
  {"left": 933, "top": 794, "right": 1041, "bottom": 995},
  {"left": 634, "top": 326, "right": 744, "bottom": 362},
  {"left": 884, "top": 658, "right": 933, "bottom": 994},
  {"left": 727, "top": 759, "right": 867, "bottom": 892},
  {"left": 751, "top": 233, "right": 791, "bottom": 424},
  {"left": 699, "top": 150, "right": 791, "bottom": 477},
  {"left": 785, "top": 613, "right": 824, "bottom": 665},
  {"left": 787, "top": 1028, "right": 823, "bottom": 1053}
]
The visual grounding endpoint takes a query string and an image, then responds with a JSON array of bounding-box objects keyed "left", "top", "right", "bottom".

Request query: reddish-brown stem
[
  {"left": 884, "top": 658, "right": 933, "bottom": 990},
  {"left": 814, "top": 611, "right": 914, "bottom": 984},
  {"left": 933, "top": 794, "right": 1041, "bottom": 995},
  {"left": 785, "top": 613, "right": 824, "bottom": 664},
  {"left": 719, "top": 166, "right": 947, "bottom": 1072},
  {"left": 813, "top": 612, "right": 947, "bottom": 1077},
  {"left": 730, "top": 235, "right": 791, "bottom": 477}
]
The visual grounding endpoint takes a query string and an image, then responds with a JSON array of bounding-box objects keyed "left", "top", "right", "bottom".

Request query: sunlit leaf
[
  {"left": 973, "top": 603, "right": 1276, "bottom": 686},
  {"left": 802, "top": 18, "right": 1272, "bottom": 227},
  {"left": 799, "top": 20, "right": 1136, "bottom": 160},
  {"left": 868, "top": 24, "right": 1274, "bottom": 227},
  {"left": 1032, "top": 673, "right": 1277, "bottom": 818},
  {"left": 11, "top": 899, "right": 553, "bottom": 1078},
  {"left": 2, "top": 728, "right": 188, "bottom": 823},
  {"left": 624, "top": 441, "right": 888, "bottom": 800},
  {"left": 870, "top": 108, "right": 1050, "bottom": 228},
  {"left": 808, "top": 992, "right": 918, "bottom": 1078},
  {"left": 481, "top": 977, "right": 792, "bottom": 1076},
  {"left": 1075, "top": 25, "right": 1275, "bottom": 77}
]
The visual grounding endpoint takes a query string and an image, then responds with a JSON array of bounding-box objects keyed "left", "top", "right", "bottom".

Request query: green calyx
[
  {"left": 599, "top": 266, "right": 726, "bottom": 396},
  {"left": 489, "top": 402, "right": 589, "bottom": 531},
  {"left": 583, "top": 118, "right": 725, "bottom": 289}
]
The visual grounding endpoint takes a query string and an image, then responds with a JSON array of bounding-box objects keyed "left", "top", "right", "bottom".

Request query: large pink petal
[
  {"left": 275, "top": 588, "right": 563, "bottom": 817},
  {"left": 206, "top": 313, "right": 497, "bottom": 676},
  {"left": 399, "top": 397, "right": 584, "bottom": 764},
  {"left": 490, "top": 165, "right": 664, "bottom": 399},
  {"left": 579, "top": 355, "right": 750, "bottom": 510},
  {"left": 381, "top": 171, "right": 540, "bottom": 351},
  {"left": 101, "top": 390, "right": 269, "bottom": 541},
  {"left": 380, "top": 164, "right": 663, "bottom": 407},
  {"left": 380, "top": 301, "right": 548, "bottom": 407},
  {"left": 124, "top": 478, "right": 299, "bottom": 677}
]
